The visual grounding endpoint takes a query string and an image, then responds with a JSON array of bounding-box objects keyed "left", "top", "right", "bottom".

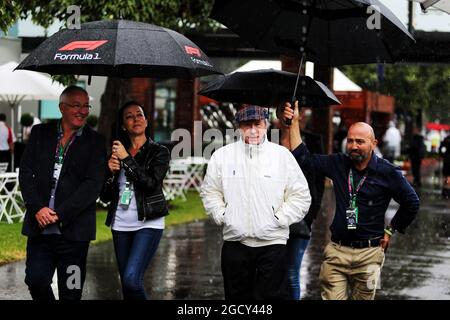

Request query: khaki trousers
[{"left": 319, "top": 241, "right": 385, "bottom": 300}]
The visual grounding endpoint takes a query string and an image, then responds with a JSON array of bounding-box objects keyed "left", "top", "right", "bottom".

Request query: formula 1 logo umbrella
[
  {"left": 198, "top": 69, "right": 341, "bottom": 107},
  {"left": 16, "top": 20, "right": 221, "bottom": 80}
]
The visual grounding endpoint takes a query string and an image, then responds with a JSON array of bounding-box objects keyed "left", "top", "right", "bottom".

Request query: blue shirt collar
[{"left": 367, "top": 151, "right": 378, "bottom": 171}]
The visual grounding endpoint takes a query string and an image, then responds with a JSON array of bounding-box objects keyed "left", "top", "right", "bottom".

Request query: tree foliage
[
  {"left": 9, "top": 0, "right": 217, "bottom": 32},
  {"left": 0, "top": 1, "right": 21, "bottom": 33},
  {"left": 341, "top": 64, "right": 450, "bottom": 123}
]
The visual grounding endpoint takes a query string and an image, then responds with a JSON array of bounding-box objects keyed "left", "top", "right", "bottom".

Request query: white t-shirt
[
  {"left": 383, "top": 126, "right": 402, "bottom": 157},
  {"left": 0, "top": 121, "right": 15, "bottom": 151},
  {"left": 112, "top": 169, "right": 164, "bottom": 231}
]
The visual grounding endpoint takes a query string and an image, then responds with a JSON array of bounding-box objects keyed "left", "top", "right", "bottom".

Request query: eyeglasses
[{"left": 61, "top": 102, "right": 92, "bottom": 111}]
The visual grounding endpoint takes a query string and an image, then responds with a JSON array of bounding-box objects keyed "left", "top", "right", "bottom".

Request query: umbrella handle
[
  {"left": 285, "top": 97, "right": 304, "bottom": 126},
  {"left": 285, "top": 97, "right": 295, "bottom": 126}
]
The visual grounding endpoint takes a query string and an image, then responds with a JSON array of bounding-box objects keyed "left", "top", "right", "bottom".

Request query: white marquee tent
[{"left": 233, "top": 60, "right": 362, "bottom": 92}]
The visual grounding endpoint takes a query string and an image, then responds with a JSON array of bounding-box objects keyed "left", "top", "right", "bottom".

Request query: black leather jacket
[{"left": 100, "top": 139, "right": 170, "bottom": 226}]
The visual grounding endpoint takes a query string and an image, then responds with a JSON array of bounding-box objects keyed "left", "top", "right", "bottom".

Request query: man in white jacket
[{"left": 200, "top": 105, "right": 311, "bottom": 300}]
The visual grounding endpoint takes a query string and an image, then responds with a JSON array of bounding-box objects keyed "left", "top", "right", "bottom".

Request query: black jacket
[
  {"left": 100, "top": 139, "right": 170, "bottom": 226},
  {"left": 19, "top": 123, "right": 107, "bottom": 241},
  {"left": 408, "top": 133, "right": 426, "bottom": 160}
]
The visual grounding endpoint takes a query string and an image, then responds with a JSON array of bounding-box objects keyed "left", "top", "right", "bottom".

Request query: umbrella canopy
[
  {"left": 211, "top": 0, "right": 415, "bottom": 66},
  {"left": 0, "top": 61, "right": 65, "bottom": 171},
  {"left": 412, "top": 0, "right": 450, "bottom": 14},
  {"left": 0, "top": 61, "right": 64, "bottom": 130},
  {"left": 0, "top": 61, "right": 65, "bottom": 102},
  {"left": 198, "top": 69, "right": 341, "bottom": 107},
  {"left": 426, "top": 122, "right": 450, "bottom": 131},
  {"left": 16, "top": 20, "right": 221, "bottom": 79}
]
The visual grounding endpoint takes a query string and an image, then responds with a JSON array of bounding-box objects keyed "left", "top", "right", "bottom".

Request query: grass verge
[{"left": 0, "top": 190, "right": 206, "bottom": 265}]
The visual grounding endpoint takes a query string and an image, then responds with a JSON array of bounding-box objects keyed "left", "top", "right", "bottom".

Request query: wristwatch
[{"left": 384, "top": 225, "right": 395, "bottom": 236}]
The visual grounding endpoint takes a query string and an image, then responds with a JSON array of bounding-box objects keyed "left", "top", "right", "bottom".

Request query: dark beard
[{"left": 347, "top": 151, "right": 367, "bottom": 164}]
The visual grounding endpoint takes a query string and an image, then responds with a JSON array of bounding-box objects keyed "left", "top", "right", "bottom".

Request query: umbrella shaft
[
  {"left": 292, "top": 0, "right": 314, "bottom": 102},
  {"left": 286, "top": 54, "right": 304, "bottom": 126},
  {"left": 291, "top": 54, "right": 305, "bottom": 102}
]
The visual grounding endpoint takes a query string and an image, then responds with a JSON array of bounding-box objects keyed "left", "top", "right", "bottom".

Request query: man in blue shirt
[{"left": 279, "top": 102, "right": 419, "bottom": 300}]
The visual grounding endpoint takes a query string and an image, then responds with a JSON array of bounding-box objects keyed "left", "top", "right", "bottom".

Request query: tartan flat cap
[{"left": 235, "top": 105, "right": 268, "bottom": 123}]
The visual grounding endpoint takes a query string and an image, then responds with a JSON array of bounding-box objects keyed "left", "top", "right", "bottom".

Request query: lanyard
[
  {"left": 55, "top": 123, "right": 77, "bottom": 164},
  {"left": 348, "top": 169, "right": 368, "bottom": 208}
]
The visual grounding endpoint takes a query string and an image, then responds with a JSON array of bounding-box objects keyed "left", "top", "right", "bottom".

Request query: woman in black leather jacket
[{"left": 100, "top": 100, "right": 170, "bottom": 300}]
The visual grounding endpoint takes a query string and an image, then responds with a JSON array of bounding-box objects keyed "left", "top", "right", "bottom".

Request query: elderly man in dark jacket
[{"left": 19, "top": 86, "right": 107, "bottom": 300}]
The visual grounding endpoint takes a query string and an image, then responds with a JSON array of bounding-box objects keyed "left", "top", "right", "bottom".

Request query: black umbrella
[
  {"left": 211, "top": 0, "right": 415, "bottom": 66},
  {"left": 16, "top": 20, "right": 221, "bottom": 79},
  {"left": 198, "top": 69, "right": 341, "bottom": 107},
  {"left": 211, "top": 0, "right": 414, "bottom": 123}
]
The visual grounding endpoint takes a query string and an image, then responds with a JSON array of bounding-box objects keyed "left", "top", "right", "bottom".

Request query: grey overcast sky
[{"left": 16, "top": 0, "right": 450, "bottom": 37}]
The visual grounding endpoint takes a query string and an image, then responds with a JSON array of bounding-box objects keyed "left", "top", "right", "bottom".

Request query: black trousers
[
  {"left": 25, "top": 235, "right": 90, "bottom": 300},
  {"left": 0, "top": 150, "right": 11, "bottom": 171},
  {"left": 221, "top": 241, "right": 289, "bottom": 300},
  {"left": 411, "top": 156, "right": 422, "bottom": 186}
]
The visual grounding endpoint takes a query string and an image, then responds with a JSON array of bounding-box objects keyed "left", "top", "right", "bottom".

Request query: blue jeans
[
  {"left": 286, "top": 237, "right": 310, "bottom": 300},
  {"left": 112, "top": 228, "right": 163, "bottom": 300}
]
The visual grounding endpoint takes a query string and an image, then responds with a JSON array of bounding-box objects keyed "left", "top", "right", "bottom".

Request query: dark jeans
[
  {"left": 286, "top": 237, "right": 310, "bottom": 300},
  {"left": 25, "top": 235, "right": 89, "bottom": 300},
  {"left": 221, "top": 241, "right": 289, "bottom": 300},
  {"left": 112, "top": 228, "right": 163, "bottom": 300}
]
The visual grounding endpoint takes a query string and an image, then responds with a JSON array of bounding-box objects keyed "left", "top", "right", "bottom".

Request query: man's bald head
[
  {"left": 346, "top": 122, "right": 378, "bottom": 167},
  {"left": 348, "top": 122, "right": 375, "bottom": 141}
]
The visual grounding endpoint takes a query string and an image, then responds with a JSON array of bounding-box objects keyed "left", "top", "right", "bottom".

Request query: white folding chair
[
  {"left": 163, "top": 160, "right": 191, "bottom": 201},
  {"left": 185, "top": 157, "right": 208, "bottom": 192},
  {"left": 0, "top": 162, "right": 9, "bottom": 173},
  {"left": 163, "top": 176, "right": 187, "bottom": 201},
  {"left": 0, "top": 172, "right": 25, "bottom": 223}
]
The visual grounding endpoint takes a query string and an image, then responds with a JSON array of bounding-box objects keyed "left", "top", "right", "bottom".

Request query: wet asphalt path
[{"left": 1, "top": 166, "right": 449, "bottom": 300}]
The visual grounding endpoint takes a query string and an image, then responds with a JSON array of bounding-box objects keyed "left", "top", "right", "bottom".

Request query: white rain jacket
[{"left": 200, "top": 138, "right": 311, "bottom": 247}]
